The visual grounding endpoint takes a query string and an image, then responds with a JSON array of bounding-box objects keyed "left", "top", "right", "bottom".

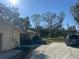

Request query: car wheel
[{"left": 66, "top": 44, "right": 70, "bottom": 46}]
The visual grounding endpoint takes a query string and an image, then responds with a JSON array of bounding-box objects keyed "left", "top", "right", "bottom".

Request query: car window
[{"left": 69, "top": 35, "right": 79, "bottom": 39}]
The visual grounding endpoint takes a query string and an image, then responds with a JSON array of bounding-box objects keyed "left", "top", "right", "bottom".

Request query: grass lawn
[{"left": 45, "top": 37, "right": 64, "bottom": 44}]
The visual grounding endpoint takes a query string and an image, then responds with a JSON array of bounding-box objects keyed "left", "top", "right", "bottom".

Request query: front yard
[{"left": 45, "top": 37, "right": 64, "bottom": 44}]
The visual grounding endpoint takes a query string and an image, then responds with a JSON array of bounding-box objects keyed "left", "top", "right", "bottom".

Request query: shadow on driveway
[
  {"left": 70, "top": 44, "right": 79, "bottom": 48},
  {"left": 30, "top": 50, "right": 49, "bottom": 59}
]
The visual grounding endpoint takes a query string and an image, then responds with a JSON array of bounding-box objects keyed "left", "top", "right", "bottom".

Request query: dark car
[{"left": 65, "top": 34, "right": 79, "bottom": 46}]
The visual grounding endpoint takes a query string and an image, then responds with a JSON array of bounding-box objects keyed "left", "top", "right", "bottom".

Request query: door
[{"left": 0, "top": 33, "right": 2, "bottom": 51}]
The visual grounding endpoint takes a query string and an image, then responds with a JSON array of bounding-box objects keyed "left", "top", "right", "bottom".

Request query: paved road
[{"left": 30, "top": 43, "right": 79, "bottom": 59}]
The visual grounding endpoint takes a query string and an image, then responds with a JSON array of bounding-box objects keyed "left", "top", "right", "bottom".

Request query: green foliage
[
  {"left": 67, "top": 25, "right": 77, "bottom": 34},
  {"left": 51, "top": 27, "right": 67, "bottom": 38},
  {"left": 39, "top": 28, "right": 49, "bottom": 37}
]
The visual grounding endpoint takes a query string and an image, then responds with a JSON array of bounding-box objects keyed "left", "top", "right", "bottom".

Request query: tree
[
  {"left": 42, "top": 12, "right": 56, "bottom": 37},
  {"left": 42, "top": 12, "right": 65, "bottom": 37},
  {"left": 31, "top": 14, "right": 41, "bottom": 32},
  {"left": 21, "top": 16, "right": 31, "bottom": 30},
  {"left": 52, "top": 27, "right": 66, "bottom": 37},
  {"left": 0, "top": 3, "right": 19, "bottom": 24},
  {"left": 56, "top": 12, "right": 65, "bottom": 28},
  {"left": 71, "top": 0, "right": 79, "bottom": 28},
  {"left": 67, "top": 25, "right": 77, "bottom": 34},
  {"left": 0, "top": 3, "right": 31, "bottom": 32}
]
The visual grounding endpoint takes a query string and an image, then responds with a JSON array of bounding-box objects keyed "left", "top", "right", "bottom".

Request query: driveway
[
  {"left": 30, "top": 43, "right": 79, "bottom": 59},
  {"left": 0, "top": 49, "right": 21, "bottom": 59}
]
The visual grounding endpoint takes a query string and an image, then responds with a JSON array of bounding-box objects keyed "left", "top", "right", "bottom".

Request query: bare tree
[
  {"left": 0, "top": 3, "right": 19, "bottom": 23},
  {"left": 42, "top": 12, "right": 65, "bottom": 37},
  {"left": 22, "top": 16, "right": 30, "bottom": 30},
  {"left": 71, "top": 0, "right": 79, "bottom": 30},
  {"left": 31, "top": 14, "right": 41, "bottom": 31}
]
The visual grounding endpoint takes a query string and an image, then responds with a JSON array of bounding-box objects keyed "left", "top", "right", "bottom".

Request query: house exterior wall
[
  {"left": 2, "top": 29, "right": 20, "bottom": 51},
  {"left": 0, "top": 18, "right": 20, "bottom": 51}
]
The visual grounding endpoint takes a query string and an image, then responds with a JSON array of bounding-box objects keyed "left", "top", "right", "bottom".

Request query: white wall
[
  {"left": 0, "top": 18, "right": 20, "bottom": 51},
  {"left": 2, "top": 29, "right": 20, "bottom": 51}
]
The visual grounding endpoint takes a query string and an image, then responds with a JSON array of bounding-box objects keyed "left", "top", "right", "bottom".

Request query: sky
[{"left": 0, "top": 0, "right": 77, "bottom": 28}]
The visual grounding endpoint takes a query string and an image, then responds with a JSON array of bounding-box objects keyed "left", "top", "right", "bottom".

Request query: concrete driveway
[{"left": 30, "top": 43, "right": 79, "bottom": 59}]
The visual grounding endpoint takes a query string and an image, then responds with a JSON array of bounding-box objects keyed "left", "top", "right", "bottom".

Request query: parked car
[{"left": 65, "top": 34, "right": 79, "bottom": 46}]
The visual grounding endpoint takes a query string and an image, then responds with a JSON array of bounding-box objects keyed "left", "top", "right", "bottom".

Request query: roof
[{"left": 0, "top": 16, "right": 20, "bottom": 31}]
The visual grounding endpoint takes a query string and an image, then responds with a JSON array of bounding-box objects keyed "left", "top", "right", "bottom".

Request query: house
[{"left": 0, "top": 16, "right": 20, "bottom": 52}]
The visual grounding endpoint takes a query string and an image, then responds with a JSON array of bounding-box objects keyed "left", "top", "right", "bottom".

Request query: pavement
[
  {"left": 0, "top": 49, "right": 21, "bottom": 59},
  {"left": 20, "top": 44, "right": 41, "bottom": 48},
  {"left": 30, "top": 43, "right": 79, "bottom": 59}
]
